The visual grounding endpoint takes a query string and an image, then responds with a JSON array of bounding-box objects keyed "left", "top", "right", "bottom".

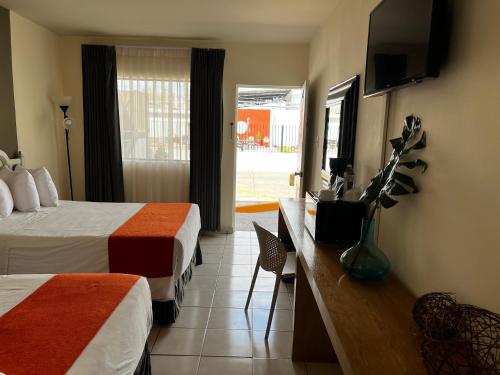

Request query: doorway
[{"left": 234, "top": 85, "right": 306, "bottom": 231}]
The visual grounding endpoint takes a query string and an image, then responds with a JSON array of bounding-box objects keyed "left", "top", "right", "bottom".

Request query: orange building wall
[{"left": 237, "top": 109, "right": 271, "bottom": 145}]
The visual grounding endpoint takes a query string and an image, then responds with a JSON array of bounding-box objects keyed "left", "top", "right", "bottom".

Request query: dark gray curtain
[
  {"left": 338, "top": 75, "right": 360, "bottom": 165},
  {"left": 81, "top": 45, "right": 124, "bottom": 202},
  {"left": 189, "top": 48, "right": 225, "bottom": 231}
]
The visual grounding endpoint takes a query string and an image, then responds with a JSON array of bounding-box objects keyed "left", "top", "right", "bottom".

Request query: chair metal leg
[
  {"left": 245, "top": 257, "right": 260, "bottom": 310},
  {"left": 265, "top": 273, "right": 282, "bottom": 340}
]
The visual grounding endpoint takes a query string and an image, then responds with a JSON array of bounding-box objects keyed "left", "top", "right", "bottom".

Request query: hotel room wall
[
  {"left": 59, "top": 36, "right": 309, "bottom": 232},
  {"left": 307, "top": 0, "right": 500, "bottom": 313},
  {"left": 9, "top": 12, "right": 67, "bottom": 196}
]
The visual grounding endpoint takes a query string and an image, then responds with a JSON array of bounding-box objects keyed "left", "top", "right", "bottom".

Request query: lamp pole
[
  {"left": 65, "top": 127, "right": 74, "bottom": 200},
  {"left": 60, "top": 104, "right": 74, "bottom": 200}
]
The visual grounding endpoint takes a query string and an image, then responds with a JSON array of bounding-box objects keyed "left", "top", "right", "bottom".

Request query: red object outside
[{"left": 237, "top": 109, "right": 271, "bottom": 146}]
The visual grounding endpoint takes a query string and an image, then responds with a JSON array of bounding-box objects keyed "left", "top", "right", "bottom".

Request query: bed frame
[
  {"left": 153, "top": 240, "right": 203, "bottom": 324},
  {"left": 0, "top": 149, "right": 22, "bottom": 169},
  {"left": 134, "top": 345, "right": 151, "bottom": 375}
]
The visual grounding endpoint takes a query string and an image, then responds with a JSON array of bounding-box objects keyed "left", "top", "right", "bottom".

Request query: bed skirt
[
  {"left": 134, "top": 344, "right": 151, "bottom": 375},
  {"left": 152, "top": 239, "right": 202, "bottom": 324}
]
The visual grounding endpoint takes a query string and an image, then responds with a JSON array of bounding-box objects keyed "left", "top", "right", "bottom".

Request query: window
[
  {"left": 117, "top": 47, "right": 191, "bottom": 162},
  {"left": 116, "top": 46, "right": 191, "bottom": 203}
]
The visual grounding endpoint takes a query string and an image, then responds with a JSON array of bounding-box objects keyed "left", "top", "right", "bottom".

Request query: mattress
[
  {"left": 0, "top": 273, "right": 152, "bottom": 375},
  {"left": 0, "top": 200, "right": 201, "bottom": 301}
]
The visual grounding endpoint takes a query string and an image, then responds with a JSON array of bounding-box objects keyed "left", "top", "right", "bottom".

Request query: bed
[
  {"left": 0, "top": 200, "right": 201, "bottom": 323},
  {"left": 0, "top": 150, "right": 202, "bottom": 323},
  {"left": 0, "top": 273, "right": 152, "bottom": 375}
]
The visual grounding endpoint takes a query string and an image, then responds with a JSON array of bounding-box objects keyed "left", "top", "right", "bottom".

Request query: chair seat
[{"left": 282, "top": 252, "right": 297, "bottom": 277}]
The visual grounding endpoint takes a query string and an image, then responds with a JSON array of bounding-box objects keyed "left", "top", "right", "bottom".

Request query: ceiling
[{"left": 0, "top": 0, "right": 339, "bottom": 43}]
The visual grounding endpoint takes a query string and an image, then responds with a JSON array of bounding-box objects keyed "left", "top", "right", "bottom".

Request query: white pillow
[
  {"left": 0, "top": 179, "right": 14, "bottom": 218},
  {"left": 0, "top": 168, "right": 40, "bottom": 212},
  {"left": 27, "top": 167, "right": 59, "bottom": 207}
]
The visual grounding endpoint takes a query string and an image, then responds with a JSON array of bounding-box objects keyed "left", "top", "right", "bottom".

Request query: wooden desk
[{"left": 278, "top": 198, "right": 426, "bottom": 375}]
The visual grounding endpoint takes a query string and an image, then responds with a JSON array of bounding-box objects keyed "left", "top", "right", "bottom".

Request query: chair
[{"left": 245, "top": 221, "right": 296, "bottom": 339}]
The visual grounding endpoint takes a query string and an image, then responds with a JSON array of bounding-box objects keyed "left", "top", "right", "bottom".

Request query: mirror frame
[{"left": 321, "top": 75, "right": 360, "bottom": 184}]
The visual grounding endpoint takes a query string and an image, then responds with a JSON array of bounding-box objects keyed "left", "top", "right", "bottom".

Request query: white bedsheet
[
  {"left": 0, "top": 200, "right": 201, "bottom": 301},
  {"left": 0, "top": 274, "right": 152, "bottom": 375}
]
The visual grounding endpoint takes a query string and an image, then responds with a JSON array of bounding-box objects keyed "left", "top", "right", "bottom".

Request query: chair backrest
[{"left": 253, "top": 221, "right": 288, "bottom": 274}]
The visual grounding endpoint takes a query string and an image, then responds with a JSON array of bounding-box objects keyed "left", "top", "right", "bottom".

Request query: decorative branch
[{"left": 360, "top": 115, "right": 428, "bottom": 210}]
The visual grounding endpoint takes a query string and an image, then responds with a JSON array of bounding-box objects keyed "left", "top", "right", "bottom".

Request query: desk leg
[
  {"left": 278, "top": 207, "right": 294, "bottom": 251},
  {"left": 292, "top": 257, "right": 338, "bottom": 363}
]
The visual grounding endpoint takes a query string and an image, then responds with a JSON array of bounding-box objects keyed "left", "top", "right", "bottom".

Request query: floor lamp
[{"left": 56, "top": 96, "right": 74, "bottom": 200}]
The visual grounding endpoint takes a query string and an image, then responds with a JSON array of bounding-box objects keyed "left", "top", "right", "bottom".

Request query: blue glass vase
[{"left": 340, "top": 218, "right": 390, "bottom": 280}]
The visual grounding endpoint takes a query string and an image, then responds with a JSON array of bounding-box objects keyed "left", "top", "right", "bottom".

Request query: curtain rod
[{"left": 116, "top": 45, "right": 191, "bottom": 51}]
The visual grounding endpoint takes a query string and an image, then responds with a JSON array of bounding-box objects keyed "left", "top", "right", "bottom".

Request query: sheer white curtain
[{"left": 116, "top": 46, "right": 191, "bottom": 203}]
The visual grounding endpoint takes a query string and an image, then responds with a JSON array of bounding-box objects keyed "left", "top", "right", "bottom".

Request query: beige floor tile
[
  {"left": 169, "top": 307, "right": 210, "bottom": 329},
  {"left": 288, "top": 293, "right": 295, "bottom": 309},
  {"left": 216, "top": 276, "right": 252, "bottom": 291},
  {"left": 212, "top": 290, "right": 251, "bottom": 309},
  {"left": 250, "top": 291, "right": 292, "bottom": 310},
  {"left": 198, "top": 357, "right": 252, "bottom": 375},
  {"left": 202, "top": 329, "right": 252, "bottom": 357},
  {"left": 186, "top": 276, "right": 217, "bottom": 291},
  {"left": 151, "top": 355, "right": 199, "bottom": 375},
  {"left": 200, "top": 245, "right": 225, "bottom": 254},
  {"left": 221, "top": 254, "right": 253, "bottom": 265},
  {"left": 152, "top": 328, "right": 205, "bottom": 355},
  {"left": 252, "top": 309, "right": 293, "bottom": 331},
  {"left": 252, "top": 330, "right": 293, "bottom": 359},
  {"left": 225, "top": 243, "right": 253, "bottom": 251},
  {"left": 251, "top": 247, "right": 261, "bottom": 255},
  {"left": 252, "top": 359, "right": 307, "bottom": 375},
  {"left": 286, "top": 282, "right": 295, "bottom": 294},
  {"left": 202, "top": 253, "right": 224, "bottom": 264},
  {"left": 182, "top": 290, "right": 214, "bottom": 308},
  {"left": 208, "top": 307, "right": 252, "bottom": 330},
  {"left": 253, "top": 277, "right": 287, "bottom": 293},
  {"left": 218, "top": 264, "right": 252, "bottom": 277},
  {"left": 193, "top": 263, "right": 220, "bottom": 276},
  {"left": 226, "top": 237, "right": 253, "bottom": 245},
  {"left": 224, "top": 245, "right": 253, "bottom": 255},
  {"left": 200, "top": 238, "right": 227, "bottom": 246},
  {"left": 147, "top": 324, "right": 161, "bottom": 351},
  {"left": 256, "top": 269, "right": 277, "bottom": 278},
  {"left": 306, "top": 362, "right": 344, "bottom": 375},
  {"left": 230, "top": 231, "right": 252, "bottom": 238}
]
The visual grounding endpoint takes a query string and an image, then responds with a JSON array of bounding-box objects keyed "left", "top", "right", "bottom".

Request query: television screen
[{"left": 364, "top": 0, "right": 447, "bottom": 96}]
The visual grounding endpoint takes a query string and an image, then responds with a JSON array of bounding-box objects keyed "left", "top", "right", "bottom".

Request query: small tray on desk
[{"left": 304, "top": 191, "right": 366, "bottom": 245}]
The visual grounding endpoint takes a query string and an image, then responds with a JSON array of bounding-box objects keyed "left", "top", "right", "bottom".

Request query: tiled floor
[
  {"left": 235, "top": 209, "right": 279, "bottom": 232},
  {"left": 148, "top": 231, "right": 343, "bottom": 375}
]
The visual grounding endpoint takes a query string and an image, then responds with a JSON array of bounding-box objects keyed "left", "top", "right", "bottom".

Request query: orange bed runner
[
  {"left": 0, "top": 274, "right": 139, "bottom": 375},
  {"left": 108, "top": 203, "right": 192, "bottom": 278}
]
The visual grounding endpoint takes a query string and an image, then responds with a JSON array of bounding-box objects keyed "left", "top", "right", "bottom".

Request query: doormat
[{"left": 235, "top": 202, "right": 279, "bottom": 213}]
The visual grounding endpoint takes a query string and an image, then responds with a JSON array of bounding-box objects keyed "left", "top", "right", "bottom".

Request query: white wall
[
  {"left": 307, "top": 0, "right": 500, "bottom": 313},
  {"left": 10, "top": 12, "right": 66, "bottom": 195},
  {"left": 59, "top": 36, "right": 309, "bottom": 231}
]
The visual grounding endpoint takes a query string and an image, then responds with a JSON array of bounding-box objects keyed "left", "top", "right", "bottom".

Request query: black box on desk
[{"left": 305, "top": 191, "right": 367, "bottom": 245}]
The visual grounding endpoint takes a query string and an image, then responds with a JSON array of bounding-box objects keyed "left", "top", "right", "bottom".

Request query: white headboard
[{"left": 0, "top": 150, "right": 22, "bottom": 170}]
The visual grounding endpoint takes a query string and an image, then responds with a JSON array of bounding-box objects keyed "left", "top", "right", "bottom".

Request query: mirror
[{"left": 321, "top": 75, "right": 360, "bottom": 185}]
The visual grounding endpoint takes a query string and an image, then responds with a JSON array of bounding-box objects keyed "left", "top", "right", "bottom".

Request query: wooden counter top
[{"left": 280, "top": 198, "right": 426, "bottom": 374}]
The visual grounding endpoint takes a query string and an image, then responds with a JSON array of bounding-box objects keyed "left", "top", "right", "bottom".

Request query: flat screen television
[{"left": 364, "top": 0, "right": 448, "bottom": 97}]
